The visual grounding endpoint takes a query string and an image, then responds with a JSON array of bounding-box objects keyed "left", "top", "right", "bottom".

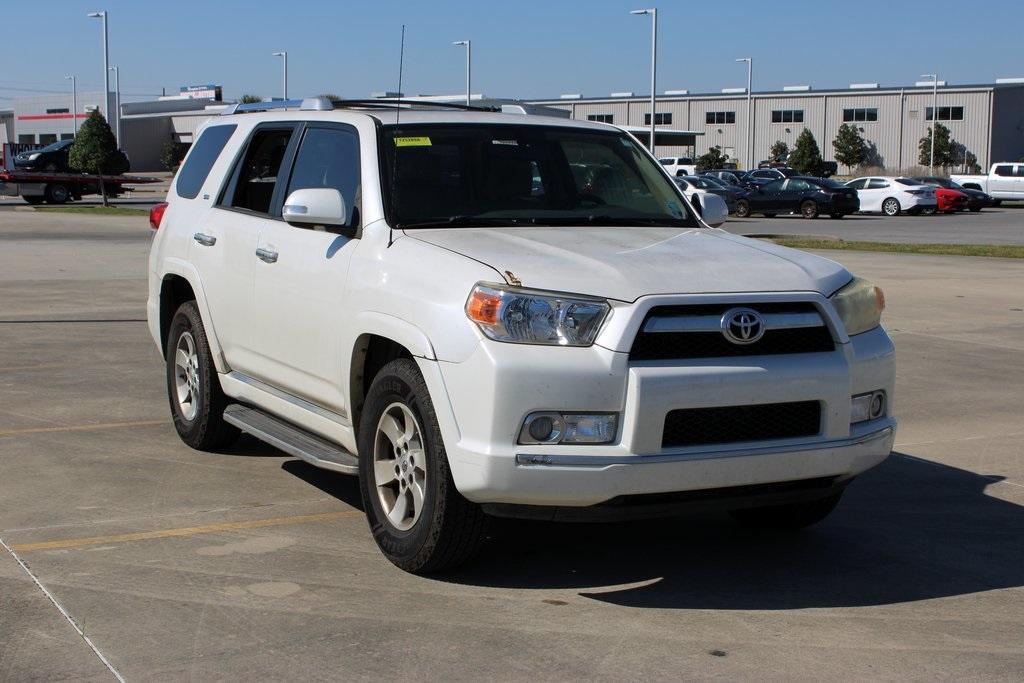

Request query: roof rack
[{"left": 221, "top": 96, "right": 501, "bottom": 116}]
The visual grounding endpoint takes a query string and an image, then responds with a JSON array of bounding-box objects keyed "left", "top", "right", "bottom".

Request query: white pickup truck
[
  {"left": 951, "top": 162, "right": 1024, "bottom": 203},
  {"left": 147, "top": 97, "right": 895, "bottom": 573}
]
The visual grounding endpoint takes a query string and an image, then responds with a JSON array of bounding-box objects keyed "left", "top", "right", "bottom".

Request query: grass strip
[
  {"left": 33, "top": 206, "right": 148, "bottom": 216},
  {"left": 771, "top": 238, "right": 1024, "bottom": 259}
]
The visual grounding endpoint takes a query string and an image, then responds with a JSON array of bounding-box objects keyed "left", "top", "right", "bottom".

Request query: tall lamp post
[
  {"left": 272, "top": 51, "right": 288, "bottom": 100},
  {"left": 65, "top": 75, "right": 78, "bottom": 136},
  {"left": 921, "top": 73, "right": 938, "bottom": 173},
  {"left": 109, "top": 66, "right": 121, "bottom": 145},
  {"left": 86, "top": 11, "right": 110, "bottom": 121},
  {"left": 736, "top": 58, "right": 752, "bottom": 170},
  {"left": 452, "top": 40, "right": 471, "bottom": 106},
  {"left": 630, "top": 8, "right": 658, "bottom": 153}
]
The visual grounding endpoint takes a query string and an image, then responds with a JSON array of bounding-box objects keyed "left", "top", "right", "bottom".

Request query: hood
[{"left": 406, "top": 227, "right": 851, "bottom": 302}]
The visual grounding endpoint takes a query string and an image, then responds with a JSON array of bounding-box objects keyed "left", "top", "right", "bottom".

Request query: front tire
[
  {"left": 800, "top": 200, "right": 819, "bottom": 219},
  {"left": 358, "top": 358, "right": 487, "bottom": 573},
  {"left": 730, "top": 492, "right": 843, "bottom": 531},
  {"left": 165, "top": 301, "right": 239, "bottom": 450},
  {"left": 882, "top": 197, "right": 901, "bottom": 216}
]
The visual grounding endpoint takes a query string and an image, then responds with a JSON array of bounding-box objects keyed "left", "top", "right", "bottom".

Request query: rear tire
[
  {"left": 22, "top": 196, "right": 45, "bottom": 205},
  {"left": 734, "top": 199, "right": 750, "bottom": 218},
  {"left": 45, "top": 183, "right": 70, "bottom": 204},
  {"left": 882, "top": 198, "right": 901, "bottom": 216},
  {"left": 800, "top": 200, "right": 819, "bottom": 219},
  {"left": 969, "top": 206, "right": 982, "bottom": 212},
  {"left": 358, "top": 358, "right": 488, "bottom": 574},
  {"left": 762, "top": 212, "right": 776, "bottom": 218},
  {"left": 730, "top": 492, "right": 843, "bottom": 531},
  {"left": 165, "top": 301, "right": 239, "bottom": 450}
]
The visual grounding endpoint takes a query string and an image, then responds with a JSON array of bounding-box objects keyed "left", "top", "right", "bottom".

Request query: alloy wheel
[
  {"left": 173, "top": 331, "right": 201, "bottom": 421},
  {"left": 373, "top": 402, "right": 427, "bottom": 531}
]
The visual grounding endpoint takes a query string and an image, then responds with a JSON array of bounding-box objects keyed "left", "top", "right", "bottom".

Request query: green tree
[
  {"left": 695, "top": 145, "right": 729, "bottom": 171},
  {"left": 832, "top": 123, "right": 868, "bottom": 172},
  {"left": 238, "top": 94, "right": 263, "bottom": 104},
  {"left": 788, "top": 128, "right": 823, "bottom": 175},
  {"left": 161, "top": 140, "right": 188, "bottom": 173},
  {"left": 67, "top": 110, "right": 120, "bottom": 205},
  {"left": 918, "top": 122, "right": 955, "bottom": 168},
  {"left": 769, "top": 140, "right": 789, "bottom": 162}
]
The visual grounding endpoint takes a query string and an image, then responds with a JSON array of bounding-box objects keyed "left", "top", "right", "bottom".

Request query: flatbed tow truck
[{"left": 0, "top": 169, "right": 161, "bottom": 205}]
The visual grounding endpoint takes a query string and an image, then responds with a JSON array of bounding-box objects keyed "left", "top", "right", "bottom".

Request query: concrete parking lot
[
  {"left": 726, "top": 204, "right": 1024, "bottom": 245},
  {"left": 1, "top": 211, "right": 1023, "bottom": 680}
]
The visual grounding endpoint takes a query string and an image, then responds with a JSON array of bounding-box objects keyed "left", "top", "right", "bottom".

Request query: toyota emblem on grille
[{"left": 721, "top": 307, "right": 765, "bottom": 345}]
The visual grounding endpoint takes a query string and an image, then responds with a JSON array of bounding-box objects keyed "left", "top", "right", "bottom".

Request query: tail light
[{"left": 149, "top": 201, "right": 168, "bottom": 230}]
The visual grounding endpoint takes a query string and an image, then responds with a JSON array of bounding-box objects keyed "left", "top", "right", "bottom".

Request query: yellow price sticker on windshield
[{"left": 395, "top": 136, "right": 432, "bottom": 147}]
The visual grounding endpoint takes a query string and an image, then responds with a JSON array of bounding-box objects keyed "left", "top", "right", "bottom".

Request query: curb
[{"left": 742, "top": 233, "right": 843, "bottom": 242}]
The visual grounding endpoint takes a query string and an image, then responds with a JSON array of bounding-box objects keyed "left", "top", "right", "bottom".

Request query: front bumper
[{"left": 434, "top": 298, "right": 896, "bottom": 508}]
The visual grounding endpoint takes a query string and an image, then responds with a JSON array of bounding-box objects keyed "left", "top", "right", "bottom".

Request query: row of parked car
[{"left": 670, "top": 166, "right": 996, "bottom": 220}]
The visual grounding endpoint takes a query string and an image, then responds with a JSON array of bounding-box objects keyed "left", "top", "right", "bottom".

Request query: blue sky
[{"left": 4, "top": 0, "right": 1023, "bottom": 104}]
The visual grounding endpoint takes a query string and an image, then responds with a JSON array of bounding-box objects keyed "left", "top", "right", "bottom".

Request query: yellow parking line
[
  {"left": 0, "top": 420, "right": 166, "bottom": 437},
  {"left": 11, "top": 510, "right": 363, "bottom": 552}
]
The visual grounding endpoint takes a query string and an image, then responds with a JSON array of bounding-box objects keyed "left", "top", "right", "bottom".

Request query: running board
[{"left": 223, "top": 404, "right": 359, "bottom": 475}]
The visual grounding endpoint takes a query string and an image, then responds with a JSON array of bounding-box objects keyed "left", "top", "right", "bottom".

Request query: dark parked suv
[
  {"left": 746, "top": 176, "right": 860, "bottom": 219},
  {"left": 13, "top": 139, "right": 74, "bottom": 171}
]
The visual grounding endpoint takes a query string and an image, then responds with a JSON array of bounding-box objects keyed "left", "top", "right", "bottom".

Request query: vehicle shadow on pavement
[
  {"left": 439, "top": 453, "right": 1024, "bottom": 609},
  {"left": 283, "top": 459, "right": 365, "bottom": 511}
]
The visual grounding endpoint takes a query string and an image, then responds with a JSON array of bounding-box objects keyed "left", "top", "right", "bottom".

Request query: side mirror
[
  {"left": 283, "top": 188, "right": 348, "bottom": 228},
  {"left": 699, "top": 193, "right": 728, "bottom": 228}
]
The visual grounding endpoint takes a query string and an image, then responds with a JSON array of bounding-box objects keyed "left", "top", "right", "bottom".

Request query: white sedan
[{"left": 845, "top": 176, "right": 937, "bottom": 216}]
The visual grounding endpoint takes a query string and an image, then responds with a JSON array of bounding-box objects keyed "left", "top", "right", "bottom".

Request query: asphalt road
[
  {"left": 1, "top": 212, "right": 1023, "bottom": 680},
  {"left": 725, "top": 203, "right": 1024, "bottom": 245}
]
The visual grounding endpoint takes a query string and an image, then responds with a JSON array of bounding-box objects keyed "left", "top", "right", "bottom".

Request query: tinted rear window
[{"left": 176, "top": 125, "right": 237, "bottom": 199}]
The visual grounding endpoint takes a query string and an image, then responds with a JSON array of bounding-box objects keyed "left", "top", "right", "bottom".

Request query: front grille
[
  {"left": 630, "top": 302, "right": 834, "bottom": 360},
  {"left": 662, "top": 400, "right": 821, "bottom": 448}
]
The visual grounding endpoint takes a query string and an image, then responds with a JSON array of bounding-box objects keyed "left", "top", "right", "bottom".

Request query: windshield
[
  {"left": 808, "top": 177, "right": 846, "bottom": 189},
  {"left": 381, "top": 124, "right": 696, "bottom": 228},
  {"left": 38, "top": 139, "right": 73, "bottom": 153}
]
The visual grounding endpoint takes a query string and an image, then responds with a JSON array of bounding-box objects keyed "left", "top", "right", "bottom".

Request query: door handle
[
  {"left": 193, "top": 232, "right": 217, "bottom": 247},
  {"left": 255, "top": 247, "right": 279, "bottom": 263}
]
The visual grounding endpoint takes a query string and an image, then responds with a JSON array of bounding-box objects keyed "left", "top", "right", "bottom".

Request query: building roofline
[{"left": 527, "top": 81, "right": 1023, "bottom": 104}]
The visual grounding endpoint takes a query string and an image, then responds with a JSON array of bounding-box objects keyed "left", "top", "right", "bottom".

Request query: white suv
[{"left": 147, "top": 98, "right": 896, "bottom": 573}]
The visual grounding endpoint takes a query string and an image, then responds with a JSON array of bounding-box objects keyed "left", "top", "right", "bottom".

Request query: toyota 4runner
[{"left": 147, "top": 97, "right": 895, "bottom": 573}]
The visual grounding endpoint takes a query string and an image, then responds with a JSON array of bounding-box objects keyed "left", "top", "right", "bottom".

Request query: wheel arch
[
  {"left": 156, "top": 263, "right": 227, "bottom": 373},
  {"left": 348, "top": 313, "right": 438, "bottom": 440}
]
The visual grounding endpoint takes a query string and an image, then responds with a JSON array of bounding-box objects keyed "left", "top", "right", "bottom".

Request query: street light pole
[
  {"left": 87, "top": 11, "right": 110, "bottom": 121},
  {"left": 272, "top": 51, "right": 288, "bottom": 99},
  {"left": 921, "top": 73, "right": 938, "bottom": 173},
  {"left": 737, "top": 58, "right": 752, "bottom": 169},
  {"left": 631, "top": 8, "right": 658, "bottom": 153},
  {"left": 109, "top": 66, "right": 121, "bottom": 146},
  {"left": 453, "top": 40, "right": 471, "bottom": 106},
  {"left": 65, "top": 75, "right": 78, "bottom": 136}
]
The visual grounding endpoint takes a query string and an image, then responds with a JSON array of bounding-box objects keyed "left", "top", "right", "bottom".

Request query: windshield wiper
[{"left": 397, "top": 215, "right": 529, "bottom": 229}]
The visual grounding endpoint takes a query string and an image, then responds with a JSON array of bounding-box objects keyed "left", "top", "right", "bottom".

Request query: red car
[{"left": 932, "top": 186, "right": 969, "bottom": 213}]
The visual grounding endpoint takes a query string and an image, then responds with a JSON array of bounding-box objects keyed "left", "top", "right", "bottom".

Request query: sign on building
[{"left": 179, "top": 85, "right": 223, "bottom": 101}]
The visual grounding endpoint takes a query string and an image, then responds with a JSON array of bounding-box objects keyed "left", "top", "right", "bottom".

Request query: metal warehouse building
[{"left": 531, "top": 80, "right": 1024, "bottom": 171}]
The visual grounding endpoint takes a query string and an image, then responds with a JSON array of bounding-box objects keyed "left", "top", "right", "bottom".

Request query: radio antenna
[{"left": 389, "top": 24, "right": 406, "bottom": 248}]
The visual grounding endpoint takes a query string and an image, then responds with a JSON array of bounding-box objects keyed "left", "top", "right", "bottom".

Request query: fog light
[
  {"left": 518, "top": 412, "right": 617, "bottom": 445},
  {"left": 851, "top": 391, "right": 886, "bottom": 424},
  {"left": 528, "top": 415, "right": 556, "bottom": 441}
]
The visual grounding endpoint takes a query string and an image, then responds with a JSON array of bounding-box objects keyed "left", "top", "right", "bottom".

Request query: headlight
[
  {"left": 830, "top": 277, "right": 885, "bottom": 336},
  {"left": 466, "top": 283, "right": 610, "bottom": 346},
  {"left": 27, "top": 153, "right": 41, "bottom": 160}
]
